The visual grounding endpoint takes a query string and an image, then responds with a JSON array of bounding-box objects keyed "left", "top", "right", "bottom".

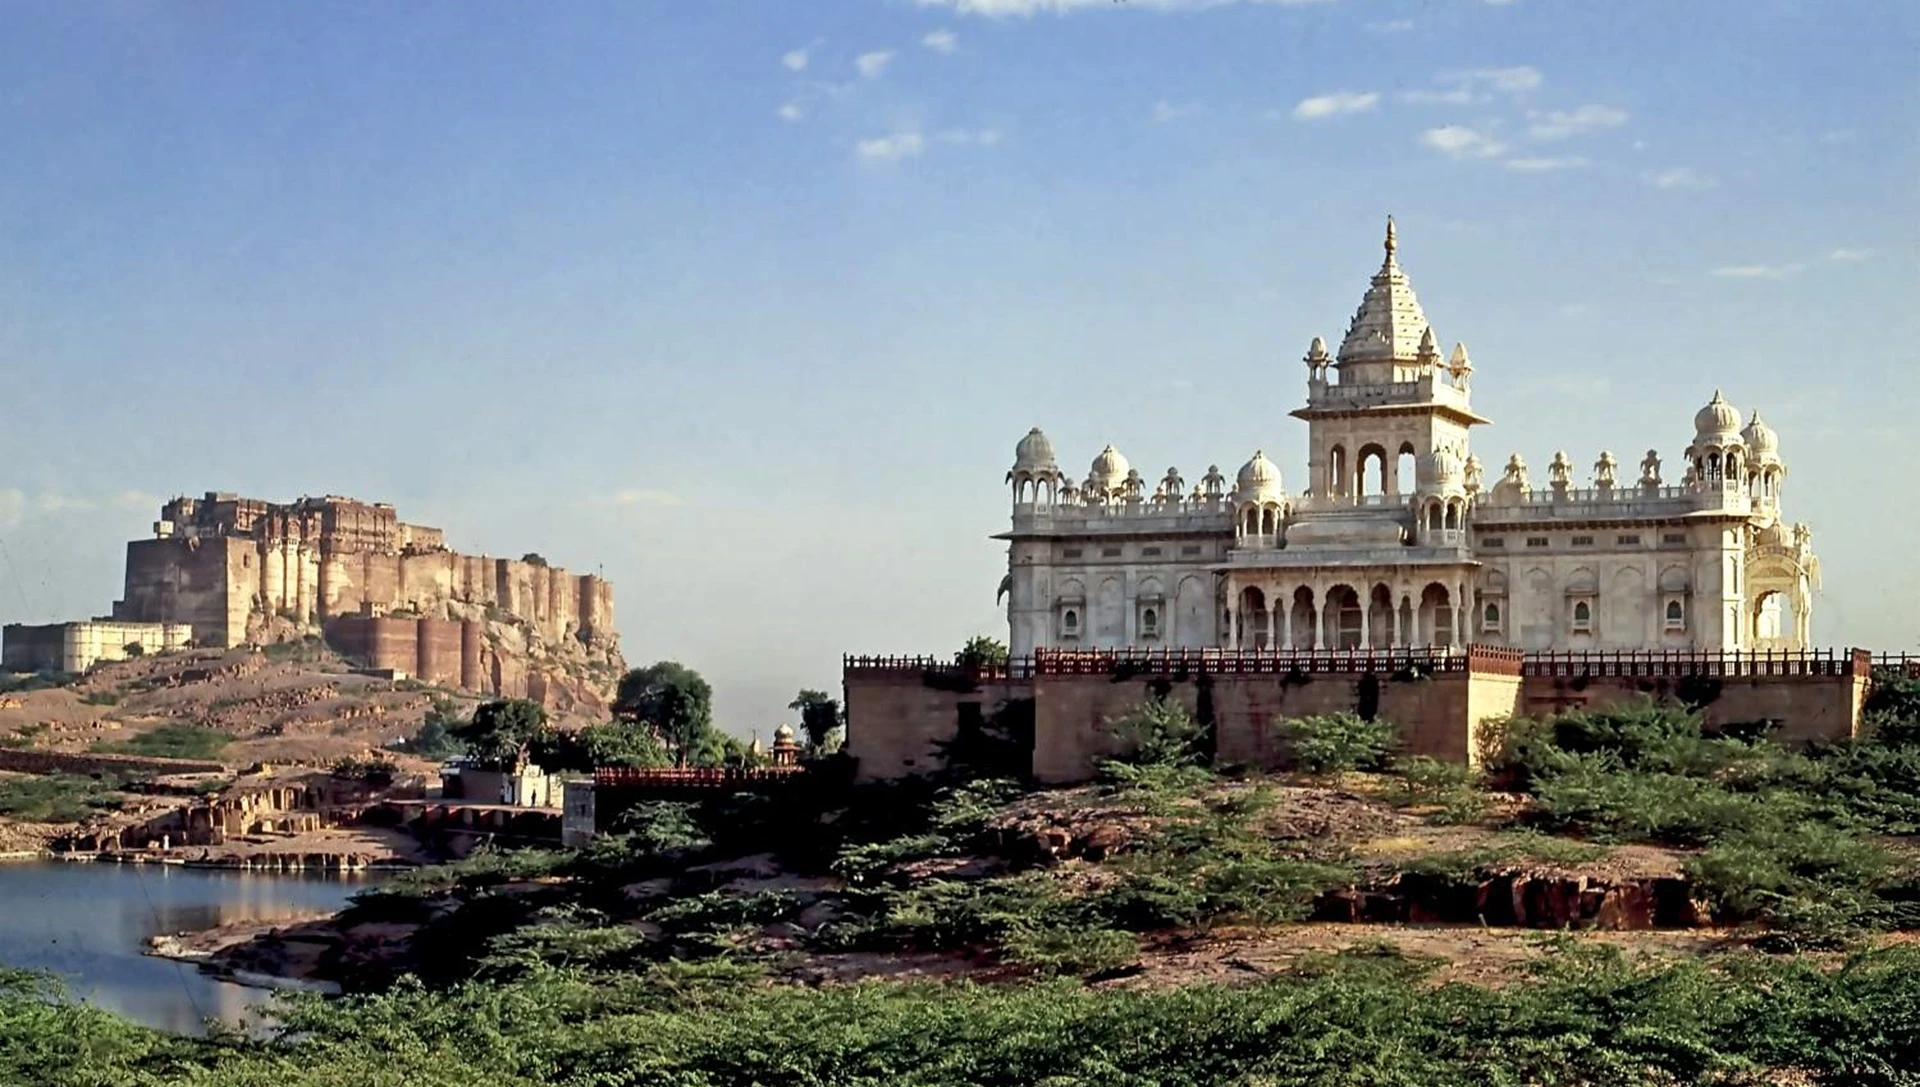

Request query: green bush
[
  {"left": 0, "top": 773, "right": 130, "bottom": 822},
  {"left": 1276, "top": 712, "right": 1396, "bottom": 774},
  {"left": 90, "top": 723, "right": 230, "bottom": 761},
  {"left": 1385, "top": 755, "right": 1490, "bottom": 824}
]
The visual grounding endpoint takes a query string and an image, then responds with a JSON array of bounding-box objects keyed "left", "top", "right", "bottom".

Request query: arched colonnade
[{"left": 1226, "top": 577, "right": 1472, "bottom": 651}]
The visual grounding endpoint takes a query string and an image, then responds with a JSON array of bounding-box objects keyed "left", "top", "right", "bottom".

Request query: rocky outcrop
[{"left": 1313, "top": 870, "right": 1713, "bottom": 930}]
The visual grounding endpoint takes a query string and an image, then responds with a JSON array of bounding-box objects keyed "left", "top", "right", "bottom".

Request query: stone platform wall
[{"left": 844, "top": 648, "right": 1870, "bottom": 784}]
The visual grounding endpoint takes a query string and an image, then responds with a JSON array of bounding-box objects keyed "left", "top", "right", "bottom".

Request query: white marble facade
[{"left": 997, "top": 220, "right": 1820, "bottom": 657}]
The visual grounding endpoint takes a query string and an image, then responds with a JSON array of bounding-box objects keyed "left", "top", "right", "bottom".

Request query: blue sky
[{"left": 2, "top": 0, "right": 1915, "bottom": 732}]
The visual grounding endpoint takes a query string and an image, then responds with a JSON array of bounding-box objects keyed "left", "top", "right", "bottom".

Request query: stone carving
[
  {"left": 1548, "top": 451, "right": 1573, "bottom": 488},
  {"left": 1639, "top": 450, "right": 1663, "bottom": 489},
  {"left": 1201, "top": 465, "right": 1227, "bottom": 498},
  {"left": 1594, "top": 451, "right": 1618, "bottom": 491},
  {"left": 1463, "top": 453, "right": 1484, "bottom": 493}
]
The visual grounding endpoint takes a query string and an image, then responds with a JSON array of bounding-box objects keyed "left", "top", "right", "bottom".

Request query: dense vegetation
[
  {"left": 5, "top": 671, "right": 1920, "bottom": 1083},
  {"left": 90, "top": 723, "right": 232, "bottom": 761},
  {"left": 0, "top": 772, "right": 129, "bottom": 823}
]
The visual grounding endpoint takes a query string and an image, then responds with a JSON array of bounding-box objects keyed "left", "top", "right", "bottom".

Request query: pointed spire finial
[{"left": 1384, "top": 215, "right": 1397, "bottom": 257}]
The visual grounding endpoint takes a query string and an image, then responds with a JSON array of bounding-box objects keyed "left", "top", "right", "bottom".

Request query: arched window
[
  {"left": 1572, "top": 600, "right": 1592, "bottom": 630},
  {"left": 1665, "top": 600, "right": 1684, "bottom": 628},
  {"left": 1062, "top": 609, "right": 1079, "bottom": 636},
  {"left": 1142, "top": 607, "right": 1158, "bottom": 634},
  {"left": 1484, "top": 602, "right": 1500, "bottom": 626}
]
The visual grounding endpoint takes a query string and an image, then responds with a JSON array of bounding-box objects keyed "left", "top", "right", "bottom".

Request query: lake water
[{"left": 0, "top": 860, "right": 370, "bottom": 1034}]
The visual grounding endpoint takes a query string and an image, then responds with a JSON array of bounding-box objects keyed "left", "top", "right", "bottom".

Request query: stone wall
[
  {"left": 844, "top": 648, "right": 1864, "bottom": 784},
  {"left": 0, "top": 748, "right": 227, "bottom": 777},
  {"left": 3, "top": 621, "right": 193, "bottom": 673}
]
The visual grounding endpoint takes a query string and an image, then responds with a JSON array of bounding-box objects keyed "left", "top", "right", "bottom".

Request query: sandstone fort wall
[{"left": 845, "top": 649, "right": 1869, "bottom": 784}]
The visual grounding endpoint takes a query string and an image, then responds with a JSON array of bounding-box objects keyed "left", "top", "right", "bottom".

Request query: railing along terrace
[
  {"left": 1520, "top": 648, "right": 1862, "bottom": 679},
  {"left": 593, "top": 766, "right": 805, "bottom": 789},
  {"left": 1872, "top": 653, "right": 1920, "bottom": 679},
  {"left": 846, "top": 648, "right": 1874, "bottom": 681}
]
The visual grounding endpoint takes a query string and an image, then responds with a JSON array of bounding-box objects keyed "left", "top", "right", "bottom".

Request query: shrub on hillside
[
  {"left": 1385, "top": 755, "right": 1490, "bottom": 824},
  {"left": 91, "top": 723, "right": 230, "bottom": 761},
  {"left": 1276, "top": 712, "right": 1395, "bottom": 775}
]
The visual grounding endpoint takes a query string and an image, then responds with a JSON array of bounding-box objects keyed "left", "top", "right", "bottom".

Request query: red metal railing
[
  {"left": 592, "top": 766, "right": 805, "bottom": 789},
  {"left": 844, "top": 646, "right": 1883, "bottom": 681}
]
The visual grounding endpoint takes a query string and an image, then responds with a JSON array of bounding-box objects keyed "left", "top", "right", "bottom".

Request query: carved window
[
  {"left": 1482, "top": 537, "right": 1505, "bottom": 548},
  {"left": 1181, "top": 545, "right": 1203, "bottom": 557},
  {"left": 1571, "top": 600, "right": 1593, "bottom": 632},
  {"left": 1101, "top": 547, "right": 1123, "bottom": 559},
  {"left": 1616, "top": 534, "right": 1642, "bottom": 546},
  {"left": 1141, "top": 607, "right": 1159, "bottom": 636},
  {"left": 1662, "top": 533, "right": 1687, "bottom": 546},
  {"left": 1141, "top": 547, "right": 1163, "bottom": 557},
  {"left": 1482, "top": 602, "right": 1501, "bottom": 631},
  {"left": 1061, "top": 548, "right": 1083, "bottom": 559},
  {"left": 1665, "top": 599, "right": 1686, "bottom": 630},
  {"left": 1062, "top": 609, "right": 1079, "bottom": 638},
  {"left": 1571, "top": 535, "right": 1593, "bottom": 547},
  {"left": 1526, "top": 537, "right": 1550, "bottom": 548}
]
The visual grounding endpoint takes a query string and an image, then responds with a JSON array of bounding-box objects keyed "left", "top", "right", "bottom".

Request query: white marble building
[{"left": 997, "top": 220, "right": 1820, "bottom": 657}]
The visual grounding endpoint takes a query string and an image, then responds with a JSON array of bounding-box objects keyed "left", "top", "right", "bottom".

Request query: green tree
[
  {"left": 789, "top": 688, "right": 842, "bottom": 752},
  {"left": 521, "top": 552, "right": 549, "bottom": 567},
  {"left": 615, "top": 662, "right": 717, "bottom": 767},
  {"left": 959, "top": 635, "right": 1010, "bottom": 669},
  {"left": 401, "top": 698, "right": 469, "bottom": 759},
  {"left": 532, "top": 722, "right": 672, "bottom": 772},
  {"left": 452, "top": 699, "right": 547, "bottom": 770}
]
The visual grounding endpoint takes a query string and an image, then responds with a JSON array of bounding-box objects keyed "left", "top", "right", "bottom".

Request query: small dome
[
  {"left": 1418, "top": 447, "right": 1464, "bottom": 491},
  {"left": 1742, "top": 412, "right": 1779, "bottom": 461},
  {"left": 773, "top": 723, "right": 795, "bottom": 742},
  {"left": 1448, "top": 342, "right": 1473, "bottom": 374},
  {"left": 1693, "top": 390, "right": 1742, "bottom": 440},
  {"left": 1013, "top": 427, "right": 1057, "bottom": 469},
  {"left": 1306, "top": 335, "right": 1329, "bottom": 361},
  {"left": 1235, "top": 450, "right": 1284, "bottom": 501},
  {"left": 1090, "top": 444, "right": 1130, "bottom": 487},
  {"left": 1757, "top": 521, "right": 1790, "bottom": 548}
]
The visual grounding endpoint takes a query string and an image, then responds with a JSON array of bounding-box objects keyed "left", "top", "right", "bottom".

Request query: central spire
[{"left": 1337, "top": 216, "right": 1432, "bottom": 368}]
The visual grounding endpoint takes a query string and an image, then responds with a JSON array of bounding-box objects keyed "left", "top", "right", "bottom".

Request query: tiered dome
[
  {"left": 1418, "top": 446, "right": 1465, "bottom": 492},
  {"left": 1692, "top": 390, "right": 1742, "bottom": 442},
  {"left": 1336, "top": 216, "right": 1436, "bottom": 365},
  {"left": 1235, "top": 450, "right": 1284, "bottom": 502},
  {"left": 1742, "top": 412, "right": 1780, "bottom": 463},
  {"left": 1089, "top": 444, "right": 1130, "bottom": 491},
  {"left": 1012, "top": 427, "right": 1058, "bottom": 470}
]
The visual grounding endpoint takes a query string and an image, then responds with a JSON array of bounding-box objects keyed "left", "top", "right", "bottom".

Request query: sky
[{"left": 1, "top": 0, "right": 1916, "bottom": 734}]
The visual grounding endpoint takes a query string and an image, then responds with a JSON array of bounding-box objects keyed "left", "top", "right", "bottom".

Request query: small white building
[
  {"left": 999, "top": 219, "right": 1819, "bottom": 656},
  {"left": 1, "top": 620, "right": 193, "bottom": 674}
]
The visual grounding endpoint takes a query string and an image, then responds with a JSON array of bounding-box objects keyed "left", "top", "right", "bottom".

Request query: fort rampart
[{"left": 844, "top": 647, "right": 1876, "bottom": 784}]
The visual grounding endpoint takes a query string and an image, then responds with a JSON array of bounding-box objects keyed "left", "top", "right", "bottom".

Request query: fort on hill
[{"left": 92, "top": 491, "right": 623, "bottom": 709}]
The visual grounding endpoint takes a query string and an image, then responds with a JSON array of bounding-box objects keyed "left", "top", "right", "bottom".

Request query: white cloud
[
  {"left": 1710, "top": 248, "right": 1871, "bottom": 281},
  {"left": 1645, "top": 166, "right": 1715, "bottom": 190},
  {"left": 1463, "top": 65, "right": 1543, "bottom": 94},
  {"left": 1712, "top": 263, "right": 1805, "bottom": 281},
  {"left": 1527, "top": 104, "right": 1628, "bottom": 139},
  {"left": 1420, "top": 125, "right": 1506, "bottom": 159},
  {"left": 1150, "top": 100, "right": 1195, "bottom": 123},
  {"left": 1399, "top": 66, "right": 1542, "bottom": 105},
  {"left": 1292, "top": 90, "right": 1379, "bottom": 120},
  {"left": 777, "top": 102, "right": 804, "bottom": 122},
  {"left": 1398, "top": 87, "right": 1476, "bottom": 106},
  {"left": 1504, "top": 156, "right": 1589, "bottom": 172},
  {"left": 910, "top": 0, "right": 1335, "bottom": 15},
  {"left": 922, "top": 28, "right": 959, "bottom": 52},
  {"left": 782, "top": 47, "right": 811, "bottom": 72},
  {"left": 1369, "top": 19, "right": 1415, "bottom": 33},
  {"left": 855, "top": 50, "right": 895, "bottom": 79},
  {"left": 856, "top": 130, "right": 927, "bottom": 163},
  {"left": 604, "top": 488, "right": 686, "bottom": 508},
  {"left": 936, "top": 127, "right": 1002, "bottom": 146}
]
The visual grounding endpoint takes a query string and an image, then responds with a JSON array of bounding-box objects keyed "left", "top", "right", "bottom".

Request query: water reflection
[{"left": 0, "top": 861, "right": 370, "bottom": 1034}]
